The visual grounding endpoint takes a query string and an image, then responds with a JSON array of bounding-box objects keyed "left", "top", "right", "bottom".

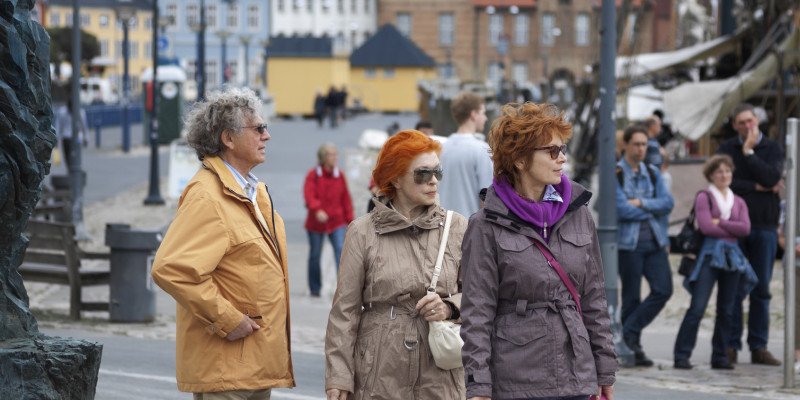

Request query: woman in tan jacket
[{"left": 325, "top": 130, "right": 468, "bottom": 400}]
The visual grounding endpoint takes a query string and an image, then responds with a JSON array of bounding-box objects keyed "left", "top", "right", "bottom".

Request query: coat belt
[{"left": 496, "top": 299, "right": 583, "bottom": 356}]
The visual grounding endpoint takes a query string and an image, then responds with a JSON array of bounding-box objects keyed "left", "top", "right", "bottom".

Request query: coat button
[{"left": 209, "top": 326, "right": 215, "bottom": 331}]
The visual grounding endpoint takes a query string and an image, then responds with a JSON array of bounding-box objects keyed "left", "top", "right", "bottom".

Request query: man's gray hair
[{"left": 184, "top": 87, "right": 263, "bottom": 161}]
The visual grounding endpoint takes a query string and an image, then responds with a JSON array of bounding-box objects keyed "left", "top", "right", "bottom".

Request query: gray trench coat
[
  {"left": 325, "top": 197, "right": 467, "bottom": 400},
  {"left": 461, "top": 183, "right": 618, "bottom": 399}
]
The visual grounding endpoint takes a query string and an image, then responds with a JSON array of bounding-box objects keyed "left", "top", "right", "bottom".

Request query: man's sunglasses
[
  {"left": 534, "top": 143, "right": 568, "bottom": 160},
  {"left": 242, "top": 123, "right": 268, "bottom": 134},
  {"left": 413, "top": 166, "right": 443, "bottom": 184}
]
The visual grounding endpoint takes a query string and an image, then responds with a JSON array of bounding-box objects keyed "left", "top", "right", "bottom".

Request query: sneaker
[
  {"left": 634, "top": 352, "right": 654, "bottom": 367},
  {"left": 674, "top": 359, "right": 693, "bottom": 369},
  {"left": 310, "top": 292, "right": 321, "bottom": 298},
  {"left": 751, "top": 348, "right": 781, "bottom": 366},
  {"left": 726, "top": 347, "right": 737, "bottom": 364},
  {"left": 711, "top": 360, "right": 735, "bottom": 370}
]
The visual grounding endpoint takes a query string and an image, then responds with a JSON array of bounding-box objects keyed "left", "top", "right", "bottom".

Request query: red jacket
[{"left": 303, "top": 166, "right": 354, "bottom": 233}]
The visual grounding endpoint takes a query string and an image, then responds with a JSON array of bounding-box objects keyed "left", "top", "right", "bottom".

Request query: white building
[{"left": 271, "top": 0, "right": 377, "bottom": 54}]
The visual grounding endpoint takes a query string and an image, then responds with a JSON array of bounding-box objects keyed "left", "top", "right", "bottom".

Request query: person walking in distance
[
  {"left": 151, "top": 88, "right": 294, "bottom": 398},
  {"left": 716, "top": 103, "right": 785, "bottom": 366},
  {"left": 616, "top": 125, "right": 674, "bottom": 367},
  {"left": 437, "top": 91, "right": 493, "bottom": 218}
]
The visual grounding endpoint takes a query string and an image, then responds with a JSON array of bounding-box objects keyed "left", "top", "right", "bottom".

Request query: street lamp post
[
  {"left": 239, "top": 34, "right": 251, "bottom": 86},
  {"left": 216, "top": 30, "right": 232, "bottom": 85},
  {"left": 188, "top": 0, "right": 206, "bottom": 100},
  {"left": 144, "top": 2, "right": 167, "bottom": 205},
  {"left": 115, "top": 1, "right": 137, "bottom": 153}
]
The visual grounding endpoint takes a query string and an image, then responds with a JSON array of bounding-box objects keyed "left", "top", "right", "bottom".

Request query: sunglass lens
[{"left": 257, "top": 124, "right": 267, "bottom": 133}]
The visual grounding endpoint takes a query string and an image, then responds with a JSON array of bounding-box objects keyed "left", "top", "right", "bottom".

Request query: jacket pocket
[
  {"left": 492, "top": 323, "right": 554, "bottom": 387},
  {"left": 354, "top": 330, "right": 379, "bottom": 394}
]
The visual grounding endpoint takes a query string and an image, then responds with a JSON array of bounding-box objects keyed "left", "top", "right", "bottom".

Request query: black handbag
[
  {"left": 671, "top": 191, "right": 711, "bottom": 255},
  {"left": 678, "top": 255, "right": 697, "bottom": 277}
]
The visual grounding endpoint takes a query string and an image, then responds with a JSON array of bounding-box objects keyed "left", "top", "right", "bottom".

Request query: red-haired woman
[
  {"left": 460, "top": 103, "right": 617, "bottom": 400},
  {"left": 325, "top": 130, "right": 467, "bottom": 400}
]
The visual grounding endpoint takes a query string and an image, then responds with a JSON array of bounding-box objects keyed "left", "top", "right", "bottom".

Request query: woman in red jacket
[{"left": 304, "top": 142, "right": 354, "bottom": 296}]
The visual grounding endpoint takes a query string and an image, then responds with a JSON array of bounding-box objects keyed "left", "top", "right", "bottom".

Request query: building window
[
  {"left": 166, "top": 4, "right": 178, "bottom": 28},
  {"left": 365, "top": 68, "right": 376, "bottom": 78},
  {"left": 438, "top": 63, "right": 454, "bottom": 78},
  {"left": 350, "top": 30, "right": 357, "bottom": 50},
  {"left": 187, "top": 4, "right": 199, "bottom": 28},
  {"left": 487, "top": 62, "right": 501, "bottom": 83},
  {"left": 364, "top": 0, "right": 370, "bottom": 13},
  {"left": 351, "top": 0, "right": 357, "bottom": 13},
  {"left": 207, "top": 60, "right": 218, "bottom": 89},
  {"left": 541, "top": 13, "right": 555, "bottom": 46},
  {"left": 187, "top": 60, "right": 196, "bottom": 82},
  {"left": 129, "top": 16, "right": 138, "bottom": 29},
  {"left": 322, "top": 0, "right": 330, "bottom": 12},
  {"left": 100, "top": 40, "right": 108, "bottom": 57},
  {"left": 575, "top": 13, "right": 589, "bottom": 46},
  {"left": 307, "top": 0, "right": 313, "bottom": 12},
  {"left": 514, "top": 14, "right": 528, "bottom": 46},
  {"left": 131, "top": 41, "right": 138, "bottom": 59},
  {"left": 383, "top": 68, "right": 395, "bottom": 78},
  {"left": 338, "top": 0, "right": 344, "bottom": 13},
  {"left": 513, "top": 62, "right": 528, "bottom": 83},
  {"left": 115, "top": 40, "right": 121, "bottom": 57},
  {"left": 228, "top": 4, "right": 238, "bottom": 29},
  {"left": 65, "top": 12, "right": 72, "bottom": 27},
  {"left": 438, "top": 13, "right": 454, "bottom": 46},
  {"left": 207, "top": 4, "right": 217, "bottom": 29},
  {"left": 80, "top": 13, "right": 90, "bottom": 27},
  {"left": 99, "top": 14, "right": 109, "bottom": 27},
  {"left": 248, "top": 5, "right": 259, "bottom": 29},
  {"left": 397, "top": 13, "right": 411, "bottom": 37},
  {"left": 293, "top": 0, "right": 301, "bottom": 11},
  {"left": 145, "top": 41, "right": 152, "bottom": 59},
  {"left": 145, "top": 17, "right": 152, "bottom": 30},
  {"left": 488, "top": 13, "right": 503, "bottom": 46},
  {"left": 278, "top": 0, "right": 285, "bottom": 12},
  {"left": 51, "top": 12, "right": 60, "bottom": 26}
]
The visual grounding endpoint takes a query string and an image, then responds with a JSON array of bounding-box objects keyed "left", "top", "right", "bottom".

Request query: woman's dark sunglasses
[
  {"left": 242, "top": 123, "right": 268, "bottom": 134},
  {"left": 534, "top": 144, "right": 568, "bottom": 160},
  {"left": 413, "top": 166, "right": 443, "bottom": 184}
]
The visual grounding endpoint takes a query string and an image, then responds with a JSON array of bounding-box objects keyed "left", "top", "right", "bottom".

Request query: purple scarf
[{"left": 493, "top": 174, "right": 572, "bottom": 242}]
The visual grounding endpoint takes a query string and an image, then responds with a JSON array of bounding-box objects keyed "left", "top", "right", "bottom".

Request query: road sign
[{"left": 157, "top": 36, "right": 169, "bottom": 52}]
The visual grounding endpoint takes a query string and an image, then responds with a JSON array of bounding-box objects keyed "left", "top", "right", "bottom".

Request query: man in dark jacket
[{"left": 717, "top": 103, "right": 784, "bottom": 366}]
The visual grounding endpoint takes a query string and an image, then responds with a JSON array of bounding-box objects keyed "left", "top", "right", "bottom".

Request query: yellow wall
[
  {"left": 47, "top": 4, "right": 153, "bottom": 95},
  {"left": 268, "top": 57, "right": 349, "bottom": 115},
  {"left": 349, "top": 67, "right": 436, "bottom": 113}
]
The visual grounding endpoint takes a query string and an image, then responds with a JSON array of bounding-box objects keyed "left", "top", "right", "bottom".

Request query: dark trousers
[
  {"left": 674, "top": 258, "right": 740, "bottom": 363},
  {"left": 62, "top": 137, "right": 74, "bottom": 170},
  {"left": 619, "top": 239, "right": 673, "bottom": 341},
  {"left": 730, "top": 228, "right": 777, "bottom": 351},
  {"left": 307, "top": 226, "right": 346, "bottom": 294}
]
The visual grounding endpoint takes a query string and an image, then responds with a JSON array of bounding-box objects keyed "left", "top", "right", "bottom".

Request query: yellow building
[
  {"left": 266, "top": 36, "right": 349, "bottom": 116},
  {"left": 348, "top": 24, "right": 436, "bottom": 113},
  {"left": 44, "top": 0, "right": 153, "bottom": 96}
]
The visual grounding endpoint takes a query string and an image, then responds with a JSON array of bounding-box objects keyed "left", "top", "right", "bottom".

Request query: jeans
[
  {"left": 619, "top": 239, "right": 673, "bottom": 341},
  {"left": 730, "top": 228, "right": 778, "bottom": 351},
  {"left": 674, "top": 258, "right": 740, "bottom": 363},
  {"left": 307, "top": 226, "right": 346, "bottom": 294}
]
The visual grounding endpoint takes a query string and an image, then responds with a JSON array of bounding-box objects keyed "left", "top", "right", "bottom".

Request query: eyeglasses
[
  {"left": 534, "top": 144, "right": 568, "bottom": 160},
  {"left": 413, "top": 166, "right": 443, "bottom": 184},
  {"left": 242, "top": 123, "right": 268, "bottom": 134}
]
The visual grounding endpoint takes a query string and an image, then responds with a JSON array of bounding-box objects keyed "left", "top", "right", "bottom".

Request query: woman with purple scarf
[{"left": 460, "top": 103, "right": 617, "bottom": 400}]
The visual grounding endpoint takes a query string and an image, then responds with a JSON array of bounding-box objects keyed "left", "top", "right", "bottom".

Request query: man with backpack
[{"left": 616, "top": 125, "right": 675, "bottom": 366}]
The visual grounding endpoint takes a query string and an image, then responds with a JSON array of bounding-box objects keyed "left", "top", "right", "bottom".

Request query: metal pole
[
  {"left": 145, "top": 0, "right": 165, "bottom": 205},
  {"left": 243, "top": 38, "right": 250, "bottom": 86},
  {"left": 122, "top": 19, "right": 130, "bottom": 153},
  {"left": 198, "top": 0, "right": 206, "bottom": 101},
  {"left": 784, "top": 118, "right": 798, "bottom": 388},
  {"left": 70, "top": 0, "right": 90, "bottom": 240},
  {"left": 221, "top": 35, "right": 227, "bottom": 84},
  {"left": 598, "top": 0, "right": 633, "bottom": 367}
]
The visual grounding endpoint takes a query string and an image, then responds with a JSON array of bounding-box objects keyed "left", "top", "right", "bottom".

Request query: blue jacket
[
  {"left": 615, "top": 159, "right": 674, "bottom": 250},
  {"left": 685, "top": 237, "right": 758, "bottom": 296}
]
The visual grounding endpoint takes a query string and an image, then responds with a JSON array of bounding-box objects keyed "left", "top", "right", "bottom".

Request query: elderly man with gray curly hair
[{"left": 152, "top": 87, "right": 295, "bottom": 399}]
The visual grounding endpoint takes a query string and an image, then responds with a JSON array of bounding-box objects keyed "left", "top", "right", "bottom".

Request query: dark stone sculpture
[{"left": 0, "top": 1, "right": 102, "bottom": 398}]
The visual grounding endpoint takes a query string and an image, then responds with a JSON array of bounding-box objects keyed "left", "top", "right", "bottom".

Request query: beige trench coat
[{"left": 325, "top": 198, "right": 467, "bottom": 400}]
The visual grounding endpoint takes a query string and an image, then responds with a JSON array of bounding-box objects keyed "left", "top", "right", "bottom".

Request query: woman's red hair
[
  {"left": 488, "top": 102, "right": 573, "bottom": 188},
  {"left": 373, "top": 130, "right": 442, "bottom": 199}
]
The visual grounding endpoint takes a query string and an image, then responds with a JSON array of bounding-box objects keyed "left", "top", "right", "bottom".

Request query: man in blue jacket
[
  {"left": 616, "top": 125, "right": 675, "bottom": 367},
  {"left": 717, "top": 103, "right": 784, "bottom": 366}
]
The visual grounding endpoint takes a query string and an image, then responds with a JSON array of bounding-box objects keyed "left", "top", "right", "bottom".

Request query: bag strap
[
  {"left": 428, "top": 210, "right": 454, "bottom": 293},
  {"left": 531, "top": 239, "right": 583, "bottom": 320},
  {"left": 688, "top": 190, "right": 713, "bottom": 224}
]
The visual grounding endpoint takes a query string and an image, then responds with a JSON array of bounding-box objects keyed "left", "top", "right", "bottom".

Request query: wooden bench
[{"left": 18, "top": 220, "right": 110, "bottom": 320}]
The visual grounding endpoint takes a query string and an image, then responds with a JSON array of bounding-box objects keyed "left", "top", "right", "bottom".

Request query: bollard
[{"left": 105, "top": 223, "right": 162, "bottom": 322}]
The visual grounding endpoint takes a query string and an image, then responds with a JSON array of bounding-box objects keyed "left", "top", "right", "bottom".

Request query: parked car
[{"left": 80, "top": 77, "right": 119, "bottom": 105}]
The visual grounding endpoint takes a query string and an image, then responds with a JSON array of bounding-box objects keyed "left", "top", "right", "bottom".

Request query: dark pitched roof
[
  {"left": 350, "top": 24, "right": 435, "bottom": 68},
  {"left": 267, "top": 35, "right": 333, "bottom": 58}
]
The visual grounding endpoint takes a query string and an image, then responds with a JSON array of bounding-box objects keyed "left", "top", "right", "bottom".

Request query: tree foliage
[{"left": 46, "top": 27, "right": 100, "bottom": 63}]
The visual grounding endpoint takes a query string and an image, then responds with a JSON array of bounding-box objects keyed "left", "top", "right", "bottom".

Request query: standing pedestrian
[
  {"left": 673, "top": 155, "right": 756, "bottom": 370},
  {"left": 716, "top": 103, "right": 784, "bottom": 366},
  {"left": 325, "top": 130, "right": 467, "bottom": 400},
  {"left": 303, "top": 142, "right": 354, "bottom": 297},
  {"left": 326, "top": 86, "right": 338, "bottom": 128},
  {"left": 616, "top": 124, "right": 674, "bottom": 367},
  {"left": 438, "top": 91, "right": 493, "bottom": 218},
  {"left": 314, "top": 89, "right": 326, "bottom": 128},
  {"left": 53, "top": 98, "right": 87, "bottom": 170},
  {"left": 461, "top": 102, "right": 617, "bottom": 400},
  {"left": 151, "top": 88, "right": 294, "bottom": 398}
]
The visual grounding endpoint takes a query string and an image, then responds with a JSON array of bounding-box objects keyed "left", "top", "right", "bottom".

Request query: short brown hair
[
  {"left": 702, "top": 154, "right": 735, "bottom": 182},
  {"left": 488, "top": 102, "right": 572, "bottom": 188},
  {"left": 372, "top": 130, "right": 442, "bottom": 199},
  {"left": 450, "top": 92, "right": 485, "bottom": 126},
  {"left": 732, "top": 103, "right": 755, "bottom": 120},
  {"left": 623, "top": 125, "right": 648, "bottom": 143}
]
